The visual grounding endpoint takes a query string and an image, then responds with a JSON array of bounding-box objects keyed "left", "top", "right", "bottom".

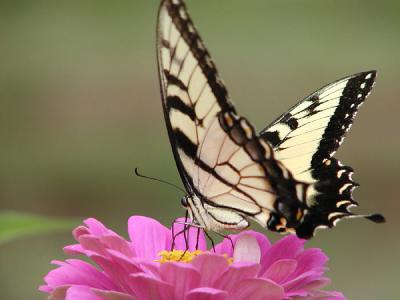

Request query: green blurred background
[{"left": 0, "top": 0, "right": 399, "bottom": 299}]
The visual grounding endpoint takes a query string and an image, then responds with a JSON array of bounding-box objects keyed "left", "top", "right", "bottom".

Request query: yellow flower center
[{"left": 156, "top": 250, "right": 233, "bottom": 264}]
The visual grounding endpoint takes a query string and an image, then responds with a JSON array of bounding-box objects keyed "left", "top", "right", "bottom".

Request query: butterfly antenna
[{"left": 134, "top": 168, "right": 186, "bottom": 194}]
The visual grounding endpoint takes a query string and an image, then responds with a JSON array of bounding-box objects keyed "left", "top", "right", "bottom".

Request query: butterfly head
[
  {"left": 180, "top": 194, "right": 199, "bottom": 224},
  {"left": 179, "top": 194, "right": 204, "bottom": 228},
  {"left": 180, "top": 195, "right": 189, "bottom": 208}
]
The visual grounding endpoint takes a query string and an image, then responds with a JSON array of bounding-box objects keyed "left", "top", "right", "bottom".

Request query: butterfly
[{"left": 156, "top": 0, "right": 384, "bottom": 239}]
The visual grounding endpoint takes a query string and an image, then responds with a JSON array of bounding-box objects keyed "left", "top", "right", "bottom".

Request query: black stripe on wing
[
  {"left": 260, "top": 71, "right": 384, "bottom": 238},
  {"left": 219, "top": 112, "right": 308, "bottom": 228},
  {"left": 161, "top": 0, "right": 233, "bottom": 111},
  {"left": 261, "top": 71, "right": 377, "bottom": 171},
  {"left": 195, "top": 110, "right": 309, "bottom": 229},
  {"left": 173, "top": 129, "right": 197, "bottom": 159},
  {"left": 311, "top": 71, "right": 376, "bottom": 166},
  {"left": 166, "top": 95, "right": 196, "bottom": 121},
  {"left": 157, "top": 0, "right": 235, "bottom": 192}
]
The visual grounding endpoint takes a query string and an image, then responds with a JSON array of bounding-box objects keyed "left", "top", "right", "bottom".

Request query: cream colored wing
[
  {"left": 193, "top": 110, "right": 308, "bottom": 232},
  {"left": 260, "top": 71, "right": 384, "bottom": 238},
  {"left": 157, "top": 0, "right": 234, "bottom": 192}
]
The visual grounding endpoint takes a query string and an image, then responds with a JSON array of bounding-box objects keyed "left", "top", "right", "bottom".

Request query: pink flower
[{"left": 40, "top": 216, "right": 345, "bottom": 300}]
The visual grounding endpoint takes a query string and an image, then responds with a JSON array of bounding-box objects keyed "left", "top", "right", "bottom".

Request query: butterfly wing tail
[{"left": 295, "top": 157, "right": 385, "bottom": 239}]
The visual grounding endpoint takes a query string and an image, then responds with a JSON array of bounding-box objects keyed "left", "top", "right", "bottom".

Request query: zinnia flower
[{"left": 40, "top": 216, "right": 345, "bottom": 300}]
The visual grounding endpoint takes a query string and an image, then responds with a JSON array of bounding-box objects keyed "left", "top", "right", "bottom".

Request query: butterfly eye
[{"left": 181, "top": 196, "right": 188, "bottom": 208}]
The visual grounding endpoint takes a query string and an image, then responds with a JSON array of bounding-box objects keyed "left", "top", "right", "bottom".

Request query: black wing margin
[{"left": 261, "top": 71, "right": 385, "bottom": 238}]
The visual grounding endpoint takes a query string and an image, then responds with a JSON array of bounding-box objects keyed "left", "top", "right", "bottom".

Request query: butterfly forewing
[
  {"left": 157, "top": 0, "right": 234, "bottom": 192},
  {"left": 157, "top": 0, "right": 308, "bottom": 232}
]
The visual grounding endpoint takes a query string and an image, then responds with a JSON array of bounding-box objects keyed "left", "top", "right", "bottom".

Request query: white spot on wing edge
[
  {"left": 314, "top": 224, "right": 329, "bottom": 234},
  {"left": 339, "top": 183, "right": 353, "bottom": 194},
  {"left": 179, "top": 6, "right": 187, "bottom": 19},
  {"left": 336, "top": 200, "right": 351, "bottom": 208},
  {"left": 328, "top": 212, "right": 347, "bottom": 220},
  {"left": 337, "top": 169, "right": 347, "bottom": 178}
]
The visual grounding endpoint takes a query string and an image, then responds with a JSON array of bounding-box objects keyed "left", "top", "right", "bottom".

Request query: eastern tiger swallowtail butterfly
[{"left": 156, "top": 0, "right": 385, "bottom": 239}]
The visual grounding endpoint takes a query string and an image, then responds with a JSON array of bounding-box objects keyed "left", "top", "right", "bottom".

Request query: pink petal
[
  {"left": 190, "top": 253, "right": 230, "bottom": 286},
  {"left": 92, "top": 289, "right": 138, "bottom": 300},
  {"left": 129, "top": 273, "right": 174, "bottom": 300},
  {"left": 169, "top": 218, "right": 207, "bottom": 251},
  {"left": 159, "top": 262, "right": 201, "bottom": 299},
  {"left": 290, "top": 248, "right": 328, "bottom": 279},
  {"left": 64, "top": 244, "right": 85, "bottom": 255},
  {"left": 128, "top": 216, "right": 171, "bottom": 259},
  {"left": 65, "top": 286, "right": 101, "bottom": 300},
  {"left": 214, "top": 263, "right": 260, "bottom": 292},
  {"left": 78, "top": 235, "right": 108, "bottom": 256},
  {"left": 102, "top": 250, "right": 160, "bottom": 278},
  {"left": 84, "top": 218, "right": 117, "bottom": 236},
  {"left": 99, "top": 235, "right": 134, "bottom": 258},
  {"left": 105, "top": 249, "right": 143, "bottom": 275},
  {"left": 72, "top": 226, "right": 90, "bottom": 241},
  {"left": 233, "top": 234, "right": 261, "bottom": 264},
  {"left": 283, "top": 270, "right": 326, "bottom": 292},
  {"left": 229, "top": 278, "right": 284, "bottom": 300},
  {"left": 262, "top": 259, "right": 298, "bottom": 284},
  {"left": 43, "top": 259, "right": 116, "bottom": 291},
  {"left": 285, "top": 277, "right": 331, "bottom": 297},
  {"left": 132, "top": 259, "right": 160, "bottom": 278},
  {"left": 39, "top": 285, "right": 52, "bottom": 293},
  {"left": 214, "top": 237, "right": 235, "bottom": 257},
  {"left": 215, "top": 230, "right": 270, "bottom": 259},
  {"left": 90, "top": 254, "right": 136, "bottom": 294},
  {"left": 185, "top": 288, "right": 228, "bottom": 300},
  {"left": 261, "top": 235, "right": 304, "bottom": 273}
]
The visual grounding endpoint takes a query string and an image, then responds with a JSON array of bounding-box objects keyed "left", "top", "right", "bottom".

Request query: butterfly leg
[
  {"left": 195, "top": 227, "right": 201, "bottom": 249},
  {"left": 171, "top": 215, "right": 209, "bottom": 255},
  {"left": 171, "top": 221, "right": 188, "bottom": 251},
  {"left": 173, "top": 220, "right": 205, "bottom": 228},
  {"left": 178, "top": 212, "right": 191, "bottom": 260},
  {"left": 215, "top": 232, "right": 234, "bottom": 251}
]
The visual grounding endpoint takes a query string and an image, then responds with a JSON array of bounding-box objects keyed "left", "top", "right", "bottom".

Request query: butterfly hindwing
[
  {"left": 193, "top": 110, "right": 308, "bottom": 230},
  {"left": 260, "top": 71, "right": 384, "bottom": 238},
  {"left": 261, "top": 71, "right": 376, "bottom": 178}
]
